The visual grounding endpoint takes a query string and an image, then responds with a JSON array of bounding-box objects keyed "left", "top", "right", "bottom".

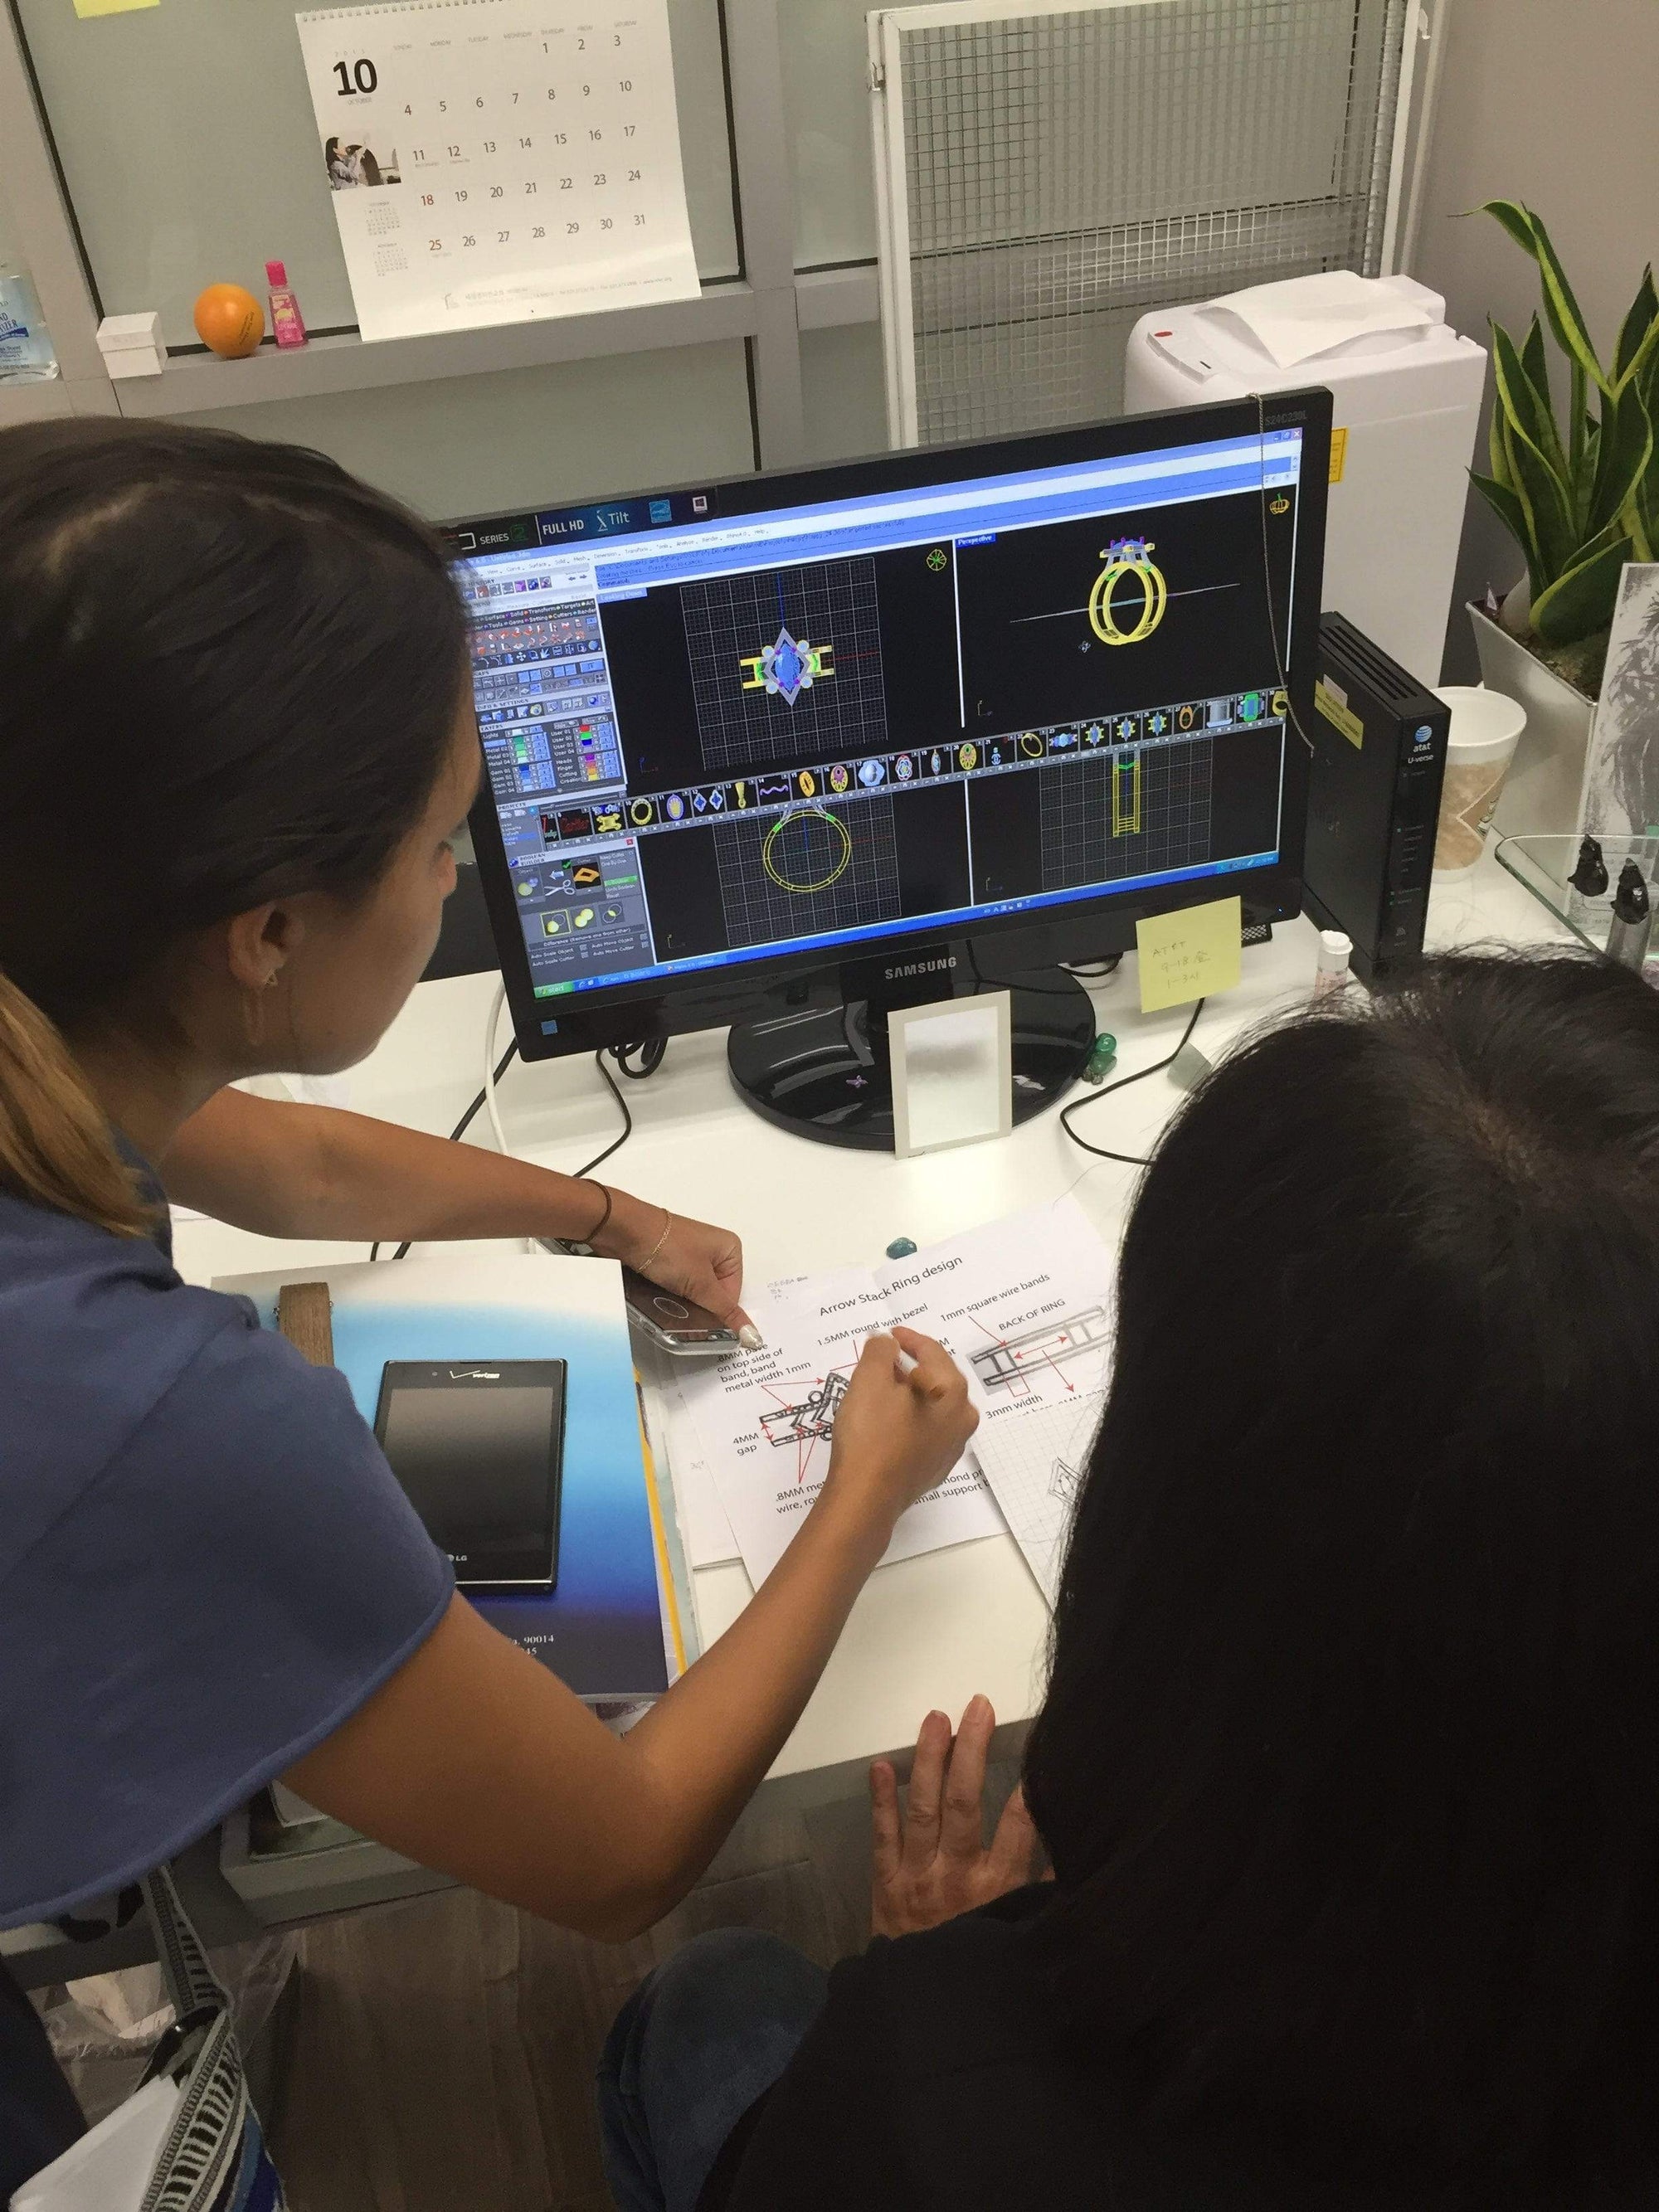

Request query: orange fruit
[{"left": 192, "top": 283, "right": 265, "bottom": 359}]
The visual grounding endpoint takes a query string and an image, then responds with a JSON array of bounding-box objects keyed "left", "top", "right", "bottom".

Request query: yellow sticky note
[
  {"left": 74, "top": 0, "right": 158, "bottom": 16},
  {"left": 1329, "top": 426, "right": 1348, "bottom": 484},
  {"left": 1136, "top": 896, "right": 1242, "bottom": 1014}
]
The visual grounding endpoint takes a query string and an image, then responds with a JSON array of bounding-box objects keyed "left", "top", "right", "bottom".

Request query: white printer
[{"left": 1125, "top": 272, "right": 1486, "bottom": 688}]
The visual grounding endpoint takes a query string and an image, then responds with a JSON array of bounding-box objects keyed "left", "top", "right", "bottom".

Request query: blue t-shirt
[{"left": 0, "top": 1173, "right": 454, "bottom": 2185}]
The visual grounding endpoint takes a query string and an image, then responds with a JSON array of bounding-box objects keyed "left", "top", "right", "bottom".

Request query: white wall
[
  {"left": 177, "top": 339, "right": 757, "bottom": 521},
  {"left": 1410, "top": 0, "right": 1659, "bottom": 677}
]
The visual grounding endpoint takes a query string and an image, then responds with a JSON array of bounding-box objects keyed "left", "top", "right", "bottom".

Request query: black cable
[
  {"left": 373, "top": 1033, "right": 522, "bottom": 1261},
  {"left": 1058, "top": 998, "right": 1205, "bottom": 1166},
  {"left": 573, "top": 1049, "right": 638, "bottom": 1180}
]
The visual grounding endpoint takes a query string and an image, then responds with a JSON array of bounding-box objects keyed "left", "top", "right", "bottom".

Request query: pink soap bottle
[{"left": 265, "top": 260, "right": 307, "bottom": 350}]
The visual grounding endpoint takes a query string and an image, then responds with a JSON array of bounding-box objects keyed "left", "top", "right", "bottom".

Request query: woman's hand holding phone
[
  {"left": 822, "top": 1327, "right": 978, "bottom": 1540},
  {"left": 600, "top": 1194, "right": 757, "bottom": 1344}
]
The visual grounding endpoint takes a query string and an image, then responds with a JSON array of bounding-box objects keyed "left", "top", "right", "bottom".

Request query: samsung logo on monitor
[{"left": 884, "top": 955, "right": 956, "bottom": 980}]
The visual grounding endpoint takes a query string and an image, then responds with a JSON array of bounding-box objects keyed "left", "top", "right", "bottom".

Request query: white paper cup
[{"left": 1432, "top": 685, "right": 1528, "bottom": 877}]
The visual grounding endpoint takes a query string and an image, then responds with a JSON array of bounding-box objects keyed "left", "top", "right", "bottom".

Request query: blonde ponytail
[{"left": 0, "top": 968, "right": 151, "bottom": 1237}]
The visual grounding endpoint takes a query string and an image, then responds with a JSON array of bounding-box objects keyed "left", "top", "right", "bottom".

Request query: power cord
[
  {"left": 372, "top": 981, "right": 664, "bottom": 1261},
  {"left": 1058, "top": 998, "right": 1205, "bottom": 1166},
  {"left": 1253, "top": 390, "right": 1316, "bottom": 761},
  {"left": 572, "top": 1036, "right": 665, "bottom": 1183}
]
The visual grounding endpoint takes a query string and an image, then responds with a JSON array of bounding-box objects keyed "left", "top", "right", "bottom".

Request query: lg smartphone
[
  {"left": 622, "top": 1268, "right": 741, "bottom": 1357},
  {"left": 372, "top": 1359, "right": 567, "bottom": 1592}
]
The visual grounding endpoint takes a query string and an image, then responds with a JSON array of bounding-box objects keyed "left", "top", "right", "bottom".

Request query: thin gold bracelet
[{"left": 636, "top": 1207, "right": 672, "bottom": 1273}]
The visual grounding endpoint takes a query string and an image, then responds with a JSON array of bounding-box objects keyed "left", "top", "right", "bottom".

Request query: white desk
[
  {"left": 172, "top": 850, "right": 1568, "bottom": 1794},
  {"left": 5, "top": 858, "right": 1566, "bottom": 1984}
]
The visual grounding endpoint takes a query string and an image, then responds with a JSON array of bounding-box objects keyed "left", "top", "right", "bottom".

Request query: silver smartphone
[{"left": 622, "top": 1269, "right": 741, "bottom": 1357}]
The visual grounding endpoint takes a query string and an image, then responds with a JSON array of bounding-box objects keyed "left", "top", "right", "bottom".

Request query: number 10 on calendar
[{"left": 296, "top": 0, "right": 699, "bottom": 344}]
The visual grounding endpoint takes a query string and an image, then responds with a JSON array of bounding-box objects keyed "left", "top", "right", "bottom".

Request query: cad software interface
[{"left": 454, "top": 428, "right": 1305, "bottom": 1025}]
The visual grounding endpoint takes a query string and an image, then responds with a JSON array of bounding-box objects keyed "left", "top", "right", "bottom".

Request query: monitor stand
[{"left": 726, "top": 951, "right": 1096, "bottom": 1151}]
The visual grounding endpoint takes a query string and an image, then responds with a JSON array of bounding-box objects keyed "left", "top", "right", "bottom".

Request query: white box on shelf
[{"left": 96, "top": 312, "right": 165, "bottom": 379}]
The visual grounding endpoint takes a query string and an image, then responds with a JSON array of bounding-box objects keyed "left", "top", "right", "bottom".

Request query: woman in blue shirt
[{"left": 0, "top": 419, "right": 975, "bottom": 2190}]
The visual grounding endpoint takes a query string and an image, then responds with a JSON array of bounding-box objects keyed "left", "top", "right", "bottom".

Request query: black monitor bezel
[{"left": 460, "top": 391, "right": 1331, "bottom": 1062}]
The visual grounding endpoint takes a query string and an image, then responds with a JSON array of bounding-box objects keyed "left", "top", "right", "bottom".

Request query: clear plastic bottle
[
  {"left": 1311, "top": 928, "right": 1353, "bottom": 1000},
  {"left": 0, "top": 264, "right": 59, "bottom": 382}
]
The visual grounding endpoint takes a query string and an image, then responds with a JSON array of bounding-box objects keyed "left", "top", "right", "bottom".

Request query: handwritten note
[{"left": 1136, "top": 895, "right": 1242, "bottom": 1014}]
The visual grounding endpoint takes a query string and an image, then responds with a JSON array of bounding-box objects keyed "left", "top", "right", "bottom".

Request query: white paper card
[
  {"left": 1578, "top": 562, "right": 1659, "bottom": 844},
  {"left": 295, "top": 0, "right": 699, "bottom": 343},
  {"left": 890, "top": 991, "right": 1011, "bottom": 1157}
]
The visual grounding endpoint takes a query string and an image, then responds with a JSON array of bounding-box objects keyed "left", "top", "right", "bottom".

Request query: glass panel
[
  {"left": 799, "top": 323, "right": 886, "bottom": 464},
  {"left": 17, "top": 0, "right": 738, "bottom": 351},
  {"left": 781, "top": 0, "right": 877, "bottom": 268},
  {"left": 1496, "top": 833, "right": 1659, "bottom": 961},
  {"left": 173, "top": 338, "right": 757, "bottom": 520}
]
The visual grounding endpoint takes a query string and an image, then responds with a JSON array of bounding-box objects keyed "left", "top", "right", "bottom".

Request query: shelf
[
  {"left": 795, "top": 262, "right": 879, "bottom": 329},
  {"left": 1494, "top": 833, "right": 1659, "bottom": 960},
  {"left": 0, "top": 377, "right": 73, "bottom": 425},
  {"left": 105, "top": 265, "right": 882, "bottom": 416},
  {"left": 114, "top": 280, "right": 763, "bottom": 416}
]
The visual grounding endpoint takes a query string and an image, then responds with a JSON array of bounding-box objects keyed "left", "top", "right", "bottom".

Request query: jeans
[{"left": 596, "top": 1928, "right": 829, "bottom": 2212}]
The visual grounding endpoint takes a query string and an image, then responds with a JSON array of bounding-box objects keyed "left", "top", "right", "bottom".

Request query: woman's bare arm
[{"left": 285, "top": 1332, "right": 975, "bottom": 1939}]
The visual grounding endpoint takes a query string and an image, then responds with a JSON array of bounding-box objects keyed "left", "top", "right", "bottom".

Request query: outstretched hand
[
  {"left": 870, "top": 1696, "right": 1044, "bottom": 1939},
  {"left": 609, "top": 1201, "right": 755, "bottom": 1339}
]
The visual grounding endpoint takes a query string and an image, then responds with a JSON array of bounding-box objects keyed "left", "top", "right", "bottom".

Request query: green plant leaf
[
  {"left": 1501, "top": 414, "right": 1577, "bottom": 585},
  {"left": 1531, "top": 218, "right": 1613, "bottom": 397},
  {"left": 1613, "top": 267, "right": 1659, "bottom": 382},
  {"left": 1613, "top": 309, "right": 1659, "bottom": 404},
  {"left": 1588, "top": 378, "right": 1654, "bottom": 535},
  {"left": 1479, "top": 200, "right": 1612, "bottom": 396},
  {"left": 1488, "top": 397, "right": 1515, "bottom": 491},
  {"left": 1469, "top": 470, "right": 1540, "bottom": 589},
  {"left": 1575, "top": 418, "right": 1602, "bottom": 524},
  {"left": 1531, "top": 530, "right": 1632, "bottom": 646},
  {"left": 1491, "top": 318, "right": 1569, "bottom": 484},
  {"left": 1520, "top": 312, "right": 1550, "bottom": 397},
  {"left": 1477, "top": 197, "right": 1540, "bottom": 255}
]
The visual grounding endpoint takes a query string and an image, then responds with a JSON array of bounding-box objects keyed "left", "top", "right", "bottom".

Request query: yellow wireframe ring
[
  {"left": 1087, "top": 554, "right": 1168, "bottom": 645},
  {"left": 762, "top": 806, "right": 853, "bottom": 894}
]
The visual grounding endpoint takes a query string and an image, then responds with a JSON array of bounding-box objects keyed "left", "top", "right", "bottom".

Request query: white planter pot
[{"left": 1468, "top": 602, "right": 1598, "bottom": 839}]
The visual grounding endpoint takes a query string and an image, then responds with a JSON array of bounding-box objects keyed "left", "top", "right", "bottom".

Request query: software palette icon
[{"left": 739, "top": 625, "right": 836, "bottom": 704}]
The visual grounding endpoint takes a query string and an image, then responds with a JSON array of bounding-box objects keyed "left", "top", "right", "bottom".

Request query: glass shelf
[{"left": 1495, "top": 833, "right": 1659, "bottom": 958}]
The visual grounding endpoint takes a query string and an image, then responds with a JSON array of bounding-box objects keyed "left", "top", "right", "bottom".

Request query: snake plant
[{"left": 1471, "top": 201, "right": 1659, "bottom": 669}]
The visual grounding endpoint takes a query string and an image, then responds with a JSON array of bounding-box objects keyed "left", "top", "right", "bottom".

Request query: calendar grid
[{"left": 297, "top": 0, "right": 699, "bottom": 343}]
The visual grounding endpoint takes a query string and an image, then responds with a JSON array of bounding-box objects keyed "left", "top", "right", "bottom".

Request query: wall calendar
[{"left": 296, "top": 0, "right": 699, "bottom": 343}]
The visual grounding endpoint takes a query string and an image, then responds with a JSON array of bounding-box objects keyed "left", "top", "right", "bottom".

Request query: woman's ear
[{"left": 222, "top": 902, "right": 307, "bottom": 993}]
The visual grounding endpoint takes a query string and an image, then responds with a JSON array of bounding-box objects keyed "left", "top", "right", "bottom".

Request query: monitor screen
[{"left": 452, "top": 403, "right": 1323, "bottom": 1051}]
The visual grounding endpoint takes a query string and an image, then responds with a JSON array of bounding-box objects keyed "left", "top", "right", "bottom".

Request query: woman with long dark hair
[
  {"left": 612, "top": 952, "right": 1659, "bottom": 2210},
  {"left": 0, "top": 420, "right": 975, "bottom": 2193}
]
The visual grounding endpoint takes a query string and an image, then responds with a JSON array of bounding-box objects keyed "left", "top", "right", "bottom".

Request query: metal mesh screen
[{"left": 893, "top": 0, "right": 1408, "bottom": 444}]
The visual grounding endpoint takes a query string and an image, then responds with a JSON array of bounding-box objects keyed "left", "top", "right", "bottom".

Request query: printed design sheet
[
  {"left": 674, "top": 1200, "right": 1116, "bottom": 1591},
  {"left": 297, "top": 0, "right": 698, "bottom": 343}
]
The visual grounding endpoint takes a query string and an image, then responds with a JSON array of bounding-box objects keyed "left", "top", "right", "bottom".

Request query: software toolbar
[
  {"left": 470, "top": 589, "right": 626, "bottom": 806},
  {"left": 519, "top": 687, "right": 1287, "bottom": 850}
]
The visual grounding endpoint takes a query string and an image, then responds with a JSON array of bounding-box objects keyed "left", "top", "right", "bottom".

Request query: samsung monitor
[{"left": 456, "top": 392, "right": 1331, "bottom": 1148}]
